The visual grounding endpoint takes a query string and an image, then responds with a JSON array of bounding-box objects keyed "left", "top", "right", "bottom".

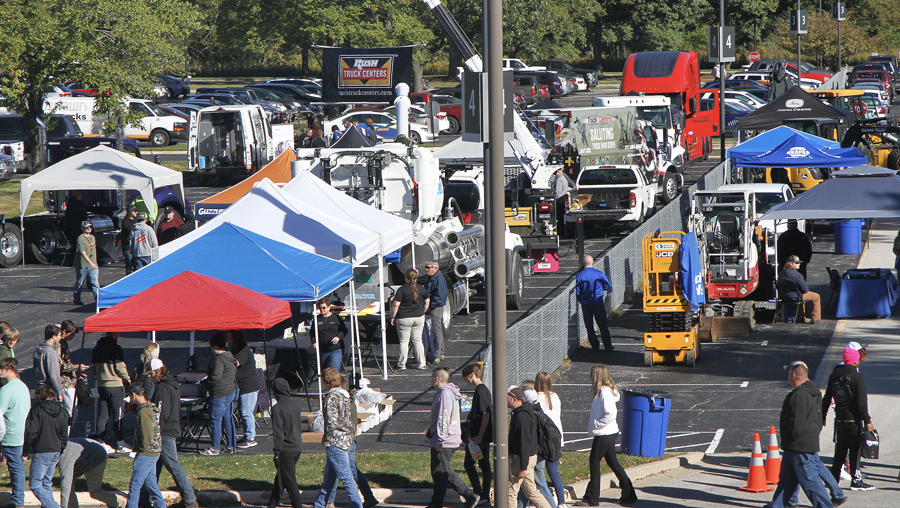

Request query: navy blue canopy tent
[
  {"left": 760, "top": 174, "right": 900, "bottom": 221},
  {"left": 731, "top": 132, "right": 867, "bottom": 168},
  {"left": 98, "top": 222, "right": 353, "bottom": 307}
]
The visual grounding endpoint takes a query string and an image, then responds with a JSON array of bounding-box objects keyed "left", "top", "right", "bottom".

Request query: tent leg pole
[
  {"left": 349, "top": 281, "right": 358, "bottom": 386},
  {"left": 378, "top": 241, "right": 388, "bottom": 381},
  {"left": 189, "top": 331, "right": 195, "bottom": 356},
  {"left": 260, "top": 328, "right": 272, "bottom": 419},
  {"left": 314, "top": 313, "right": 323, "bottom": 409},
  {"left": 151, "top": 331, "right": 156, "bottom": 344}
]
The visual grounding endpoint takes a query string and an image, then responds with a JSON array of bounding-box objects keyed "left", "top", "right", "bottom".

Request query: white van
[
  {"left": 45, "top": 97, "right": 188, "bottom": 146},
  {"left": 188, "top": 105, "right": 280, "bottom": 185}
]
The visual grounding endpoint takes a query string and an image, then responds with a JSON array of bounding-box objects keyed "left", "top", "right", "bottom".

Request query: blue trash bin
[
  {"left": 831, "top": 219, "right": 863, "bottom": 255},
  {"left": 620, "top": 389, "right": 673, "bottom": 458}
]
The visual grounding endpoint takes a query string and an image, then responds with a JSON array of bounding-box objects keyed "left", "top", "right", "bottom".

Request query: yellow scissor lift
[{"left": 642, "top": 232, "right": 700, "bottom": 367}]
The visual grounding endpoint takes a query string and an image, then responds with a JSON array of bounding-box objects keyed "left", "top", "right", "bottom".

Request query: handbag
[
  {"left": 75, "top": 377, "right": 94, "bottom": 407},
  {"left": 861, "top": 428, "right": 879, "bottom": 459}
]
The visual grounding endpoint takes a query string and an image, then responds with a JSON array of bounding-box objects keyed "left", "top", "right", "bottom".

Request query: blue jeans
[
  {"left": 314, "top": 446, "right": 362, "bottom": 508},
  {"left": 789, "top": 453, "right": 844, "bottom": 505},
  {"left": 29, "top": 452, "right": 60, "bottom": 508},
  {"left": 127, "top": 454, "right": 165, "bottom": 508},
  {"left": 239, "top": 391, "right": 258, "bottom": 441},
  {"left": 326, "top": 442, "right": 375, "bottom": 504},
  {"left": 74, "top": 267, "right": 99, "bottom": 302},
  {"left": 4, "top": 445, "right": 25, "bottom": 506},
  {"left": 766, "top": 451, "right": 833, "bottom": 508},
  {"left": 209, "top": 390, "right": 238, "bottom": 451},
  {"left": 133, "top": 257, "right": 151, "bottom": 271},
  {"left": 581, "top": 302, "right": 612, "bottom": 350},
  {"left": 518, "top": 460, "right": 557, "bottom": 508},
  {"left": 321, "top": 349, "right": 343, "bottom": 372},
  {"left": 141, "top": 436, "right": 196, "bottom": 505},
  {"left": 545, "top": 459, "right": 566, "bottom": 505}
]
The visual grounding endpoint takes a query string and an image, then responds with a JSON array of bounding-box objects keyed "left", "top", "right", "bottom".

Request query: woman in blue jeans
[
  {"left": 228, "top": 330, "right": 261, "bottom": 448},
  {"left": 311, "top": 298, "right": 348, "bottom": 373},
  {"left": 314, "top": 368, "right": 362, "bottom": 508},
  {"left": 202, "top": 333, "right": 239, "bottom": 456}
]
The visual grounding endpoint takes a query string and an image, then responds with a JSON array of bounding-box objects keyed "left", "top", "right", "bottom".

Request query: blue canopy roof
[
  {"left": 98, "top": 222, "right": 353, "bottom": 307},
  {"left": 727, "top": 126, "right": 838, "bottom": 160},
  {"left": 731, "top": 132, "right": 867, "bottom": 168}
]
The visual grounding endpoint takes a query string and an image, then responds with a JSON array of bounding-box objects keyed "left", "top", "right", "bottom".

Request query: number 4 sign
[{"left": 708, "top": 26, "right": 736, "bottom": 63}]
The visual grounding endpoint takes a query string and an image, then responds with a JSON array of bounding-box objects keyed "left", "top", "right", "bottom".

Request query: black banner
[{"left": 321, "top": 46, "right": 414, "bottom": 103}]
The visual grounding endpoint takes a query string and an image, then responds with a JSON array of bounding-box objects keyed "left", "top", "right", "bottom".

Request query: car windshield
[
  {"left": 636, "top": 107, "right": 671, "bottom": 129},
  {"left": 578, "top": 168, "right": 638, "bottom": 186},
  {"left": 145, "top": 102, "right": 171, "bottom": 117}
]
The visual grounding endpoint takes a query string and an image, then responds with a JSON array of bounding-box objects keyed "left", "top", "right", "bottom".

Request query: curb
[{"left": 5, "top": 452, "right": 707, "bottom": 506}]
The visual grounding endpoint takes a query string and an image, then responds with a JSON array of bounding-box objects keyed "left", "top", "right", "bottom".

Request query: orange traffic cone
[
  {"left": 739, "top": 433, "right": 775, "bottom": 493},
  {"left": 765, "top": 426, "right": 781, "bottom": 485}
]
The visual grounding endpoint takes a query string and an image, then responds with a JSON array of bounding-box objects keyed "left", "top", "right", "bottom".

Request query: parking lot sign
[
  {"left": 708, "top": 27, "right": 736, "bottom": 63},
  {"left": 462, "top": 71, "right": 484, "bottom": 142},
  {"left": 789, "top": 10, "right": 808, "bottom": 34},
  {"left": 831, "top": 2, "right": 845, "bottom": 21}
]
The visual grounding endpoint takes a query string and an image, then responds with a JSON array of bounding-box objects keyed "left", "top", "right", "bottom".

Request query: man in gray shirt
[
  {"left": 58, "top": 438, "right": 124, "bottom": 508},
  {"left": 129, "top": 213, "right": 158, "bottom": 272},
  {"left": 554, "top": 168, "right": 577, "bottom": 236}
]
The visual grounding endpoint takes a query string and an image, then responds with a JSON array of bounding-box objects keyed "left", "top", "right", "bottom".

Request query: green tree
[{"left": 0, "top": 0, "right": 200, "bottom": 171}]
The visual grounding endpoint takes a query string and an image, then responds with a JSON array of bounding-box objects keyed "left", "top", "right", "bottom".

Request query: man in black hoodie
[
  {"left": 268, "top": 378, "right": 303, "bottom": 508},
  {"left": 823, "top": 347, "right": 874, "bottom": 491},
  {"left": 24, "top": 385, "right": 69, "bottom": 508},
  {"left": 506, "top": 386, "right": 550, "bottom": 508},
  {"left": 765, "top": 361, "right": 832, "bottom": 508},
  {"left": 201, "top": 332, "right": 238, "bottom": 456},
  {"left": 141, "top": 360, "right": 197, "bottom": 508}
]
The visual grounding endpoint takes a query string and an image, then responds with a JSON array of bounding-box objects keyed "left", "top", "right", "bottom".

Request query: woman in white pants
[{"left": 391, "top": 269, "right": 430, "bottom": 370}]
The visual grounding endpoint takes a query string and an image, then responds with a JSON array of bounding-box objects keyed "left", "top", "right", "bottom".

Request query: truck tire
[
  {"left": 628, "top": 205, "right": 645, "bottom": 231},
  {"left": 661, "top": 172, "right": 678, "bottom": 203},
  {"left": 150, "top": 129, "right": 170, "bottom": 147},
  {"left": 887, "top": 148, "right": 900, "bottom": 171},
  {"left": 441, "top": 290, "right": 455, "bottom": 341},
  {"left": 0, "top": 224, "right": 24, "bottom": 267},
  {"left": 644, "top": 350, "right": 654, "bottom": 367},
  {"left": 27, "top": 222, "right": 65, "bottom": 265},
  {"left": 506, "top": 258, "right": 525, "bottom": 310}
]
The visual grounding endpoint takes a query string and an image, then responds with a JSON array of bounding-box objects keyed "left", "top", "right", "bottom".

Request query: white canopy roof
[
  {"left": 19, "top": 145, "right": 184, "bottom": 217},
  {"left": 158, "top": 178, "right": 381, "bottom": 264},
  {"left": 282, "top": 170, "right": 414, "bottom": 256}
]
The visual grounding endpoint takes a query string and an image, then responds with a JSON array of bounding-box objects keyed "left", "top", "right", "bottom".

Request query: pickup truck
[
  {"left": 566, "top": 165, "right": 657, "bottom": 229},
  {"left": 45, "top": 97, "right": 188, "bottom": 146}
]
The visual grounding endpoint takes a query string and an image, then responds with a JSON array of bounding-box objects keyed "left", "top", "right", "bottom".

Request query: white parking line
[
  {"left": 741, "top": 381, "right": 749, "bottom": 387},
  {"left": 705, "top": 428, "right": 725, "bottom": 454}
]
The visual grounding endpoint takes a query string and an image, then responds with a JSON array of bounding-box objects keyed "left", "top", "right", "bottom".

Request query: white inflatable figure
[{"left": 394, "top": 82, "right": 411, "bottom": 143}]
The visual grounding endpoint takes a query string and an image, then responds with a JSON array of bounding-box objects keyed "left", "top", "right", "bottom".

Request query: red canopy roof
[{"left": 84, "top": 271, "right": 292, "bottom": 332}]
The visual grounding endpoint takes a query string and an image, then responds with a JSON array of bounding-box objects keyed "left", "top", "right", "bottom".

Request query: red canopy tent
[{"left": 84, "top": 271, "right": 291, "bottom": 332}]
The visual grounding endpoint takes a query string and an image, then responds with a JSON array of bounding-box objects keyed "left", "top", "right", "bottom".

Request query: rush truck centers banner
[{"left": 322, "top": 46, "right": 414, "bottom": 103}]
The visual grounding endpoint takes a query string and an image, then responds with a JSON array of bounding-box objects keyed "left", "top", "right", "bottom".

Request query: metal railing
[{"left": 484, "top": 161, "right": 728, "bottom": 390}]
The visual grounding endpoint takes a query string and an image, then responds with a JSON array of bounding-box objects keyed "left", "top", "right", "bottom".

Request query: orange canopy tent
[{"left": 194, "top": 149, "right": 297, "bottom": 220}]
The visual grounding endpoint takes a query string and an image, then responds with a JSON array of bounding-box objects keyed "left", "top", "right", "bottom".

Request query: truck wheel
[
  {"left": 661, "top": 172, "right": 678, "bottom": 203},
  {"left": 150, "top": 129, "right": 170, "bottom": 147},
  {"left": 628, "top": 206, "right": 645, "bottom": 231},
  {"left": 410, "top": 131, "right": 422, "bottom": 145},
  {"left": 441, "top": 291, "right": 455, "bottom": 341},
  {"left": 0, "top": 224, "right": 24, "bottom": 267},
  {"left": 685, "top": 346, "right": 696, "bottom": 367},
  {"left": 441, "top": 116, "right": 460, "bottom": 135},
  {"left": 887, "top": 148, "right": 900, "bottom": 172},
  {"left": 644, "top": 350, "right": 654, "bottom": 367},
  {"left": 506, "top": 258, "right": 525, "bottom": 310},
  {"left": 27, "top": 222, "right": 64, "bottom": 265}
]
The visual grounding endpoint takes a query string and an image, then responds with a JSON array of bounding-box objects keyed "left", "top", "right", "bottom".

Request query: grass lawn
[
  {"left": 0, "top": 177, "right": 44, "bottom": 218},
  {"left": 0, "top": 451, "right": 674, "bottom": 494}
]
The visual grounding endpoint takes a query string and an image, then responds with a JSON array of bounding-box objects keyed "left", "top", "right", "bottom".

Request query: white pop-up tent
[
  {"left": 19, "top": 145, "right": 185, "bottom": 218},
  {"left": 157, "top": 178, "right": 380, "bottom": 263}
]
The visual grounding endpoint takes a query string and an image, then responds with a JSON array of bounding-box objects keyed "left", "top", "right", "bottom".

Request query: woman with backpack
[
  {"left": 575, "top": 365, "right": 637, "bottom": 506},
  {"left": 535, "top": 372, "right": 567, "bottom": 508}
]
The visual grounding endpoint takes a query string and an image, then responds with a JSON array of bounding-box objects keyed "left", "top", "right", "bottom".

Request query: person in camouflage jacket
[{"left": 125, "top": 381, "right": 164, "bottom": 508}]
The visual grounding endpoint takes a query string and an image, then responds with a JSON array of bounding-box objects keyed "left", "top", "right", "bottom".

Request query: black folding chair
[{"left": 775, "top": 279, "right": 804, "bottom": 325}]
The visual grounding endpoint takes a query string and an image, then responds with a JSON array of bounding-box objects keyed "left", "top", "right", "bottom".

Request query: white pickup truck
[
  {"left": 45, "top": 97, "right": 188, "bottom": 146},
  {"left": 566, "top": 165, "right": 658, "bottom": 229}
]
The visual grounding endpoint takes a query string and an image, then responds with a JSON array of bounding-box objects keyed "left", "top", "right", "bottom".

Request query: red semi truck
[{"left": 620, "top": 51, "right": 721, "bottom": 162}]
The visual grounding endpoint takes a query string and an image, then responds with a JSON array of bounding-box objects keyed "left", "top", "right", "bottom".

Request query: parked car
[
  {"left": 702, "top": 79, "right": 770, "bottom": 90},
  {"left": 556, "top": 69, "right": 586, "bottom": 91},
  {"left": 544, "top": 60, "right": 599, "bottom": 88},
  {"left": 247, "top": 83, "right": 319, "bottom": 105},
  {"left": 324, "top": 111, "right": 434, "bottom": 145},
  {"left": 201, "top": 88, "right": 292, "bottom": 123},
  {"left": 154, "top": 75, "right": 190, "bottom": 98},
  {"left": 723, "top": 90, "right": 766, "bottom": 109},
  {"left": 382, "top": 105, "right": 450, "bottom": 133},
  {"left": 852, "top": 81, "right": 890, "bottom": 103},
  {"left": 851, "top": 69, "right": 892, "bottom": 102},
  {"left": 747, "top": 60, "right": 832, "bottom": 83},
  {"left": 702, "top": 99, "right": 750, "bottom": 137},
  {"left": 185, "top": 94, "right": 247, "bottom": 106},
  {"left": 432, "top": 95, "right": 462, "bottom": 135},
  {"left": 62, "top": 81, "right": 98, "bottom": 96},
  {"left": 868, "top": 55, "right": 898, "bottom": 81},
  {"left": 515, "top": 71, "right": 567, "bottom": 97},
  {"left": 503, "top": 59, "right": 546, "bottom": 71},
  {"left": 511, "top": 75, "right": 539, "bottom": 105}
]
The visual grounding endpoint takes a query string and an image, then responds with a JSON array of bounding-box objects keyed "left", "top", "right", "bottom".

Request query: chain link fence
[{"left": 484, "top": 161, "right": 728, "bottom": 391}]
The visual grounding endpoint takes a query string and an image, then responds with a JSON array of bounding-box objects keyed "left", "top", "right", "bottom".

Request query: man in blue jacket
[
  {"left": 575, "top": 255, "right": 613, "bottom": 352},
  {"left": 425, "top": 261, "right": 448, "bottom": 362}
]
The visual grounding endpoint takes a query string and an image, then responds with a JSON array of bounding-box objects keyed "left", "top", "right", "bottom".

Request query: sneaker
[
  {"left": 363, "top": 498, "right": 379, "bottom": 508},
  {"left": 464, "top": 494, "right": 480, "bottom": 508},
  {"left": 237, "top": 439, "right": 258, "bottom": 449},
  {"left": 200, "top": 448, "right": 219, "bottom": 456},
  {"left": 850, "top": 479, "right": 875, "bottom": 491},
  {"left": 397, "top": 364, "right": 407, "bottom": 371},
  {"left": 326, "top": 504, "right": 335, "bottom": 508},
  {"left": 73, "top": 300, "right": 84, "bottom": 306},
  {"left": 840, "top": 466, "right": 852, "bottom": 481},
  {"left": 223, "top": 446, "right": 235, "bottom": 453},
  {"left": 415, "top": 365, "right": 428, "bottom": 370},
  {"left": 475, "top": 500, "right": 491, "bottom": 507},
  {"left": 573, "top": 502, "right": 599, "bottom": 507},
  {"left": 832, "top": 497, "right": 848, "bottom": 507},
  {"left": 115, "top": 445, "right": 132, "bottom": 454}
]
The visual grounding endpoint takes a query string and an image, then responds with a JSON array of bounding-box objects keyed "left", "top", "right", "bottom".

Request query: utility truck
[{"left": 45, "top": 97, "right": 188, "bottom": 147}]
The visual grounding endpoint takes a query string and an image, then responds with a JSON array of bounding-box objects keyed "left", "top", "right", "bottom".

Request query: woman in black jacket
[
  {"left": 142, "top": 360, "right": 198, "bottom": 508},
  {"left": 202, "top": 332, "right": 238, "bottom": 456},
  {"left": 227, "top": 330, "right": 260, "bottom": 448},
  {"left": 310, "top": 298, "right": 348, "bottom": 373}
]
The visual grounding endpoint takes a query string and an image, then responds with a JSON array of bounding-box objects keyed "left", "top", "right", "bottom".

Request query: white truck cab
[
  {"left": 188, "top": 105, "right": 276, "bottom": 185},
  {"left": 45, "top": 97, "right": 188, "bottom": 146}
]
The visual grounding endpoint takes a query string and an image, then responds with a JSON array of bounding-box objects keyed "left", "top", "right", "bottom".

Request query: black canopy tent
[
  {"left": 738, "top": 85, "right": 854, "bottom": 131},
  {"left": 331, "top": 127, "right": 375, "bottom": 148},
  {"left": 759, "top": 173, "right": 900, "bottom": 221}
]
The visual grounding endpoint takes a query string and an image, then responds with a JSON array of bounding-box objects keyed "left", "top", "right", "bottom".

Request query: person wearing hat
[
  {"left": 507, "top": 385, "right": 551, "bottom": 508},
  {"left": 823, "top": 347, "right": 874, "bottom": 491},
  {"left": 120, "top": 206, "right": 139, "bottom": 275},
  {"left": 777, "top": 220, "right": 812, "bottom": 279},
  {"left": 777, "top": 255, "right": 820, "bottom": 324},
  {"left": 129, "top": 213, "right": 157, "bottom": 272},
  {"left": 156, "top": 206, "right": 184, "bottom": 246},
  {"left": 73, "top": 220, "right": 99, "bottom": 306},
  {"left": 765, "top": 361, "right": 833, "bottom": 508}
]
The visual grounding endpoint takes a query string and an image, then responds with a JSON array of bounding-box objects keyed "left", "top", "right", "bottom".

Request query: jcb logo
[{"left": 655, "top": 251, "right": 674, "bottom": 258}]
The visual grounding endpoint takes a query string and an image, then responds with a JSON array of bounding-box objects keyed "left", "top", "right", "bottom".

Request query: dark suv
[
  {"left": 514, "top": 71, "right": 566, "bottom": 97},
  {"left": 544, "top": 61, "right": 599, "bottom": 88}
]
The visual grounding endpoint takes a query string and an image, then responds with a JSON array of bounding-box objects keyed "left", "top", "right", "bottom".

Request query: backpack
[{"left": 534, "top": 405, "right": 562, "bottom": 463}]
